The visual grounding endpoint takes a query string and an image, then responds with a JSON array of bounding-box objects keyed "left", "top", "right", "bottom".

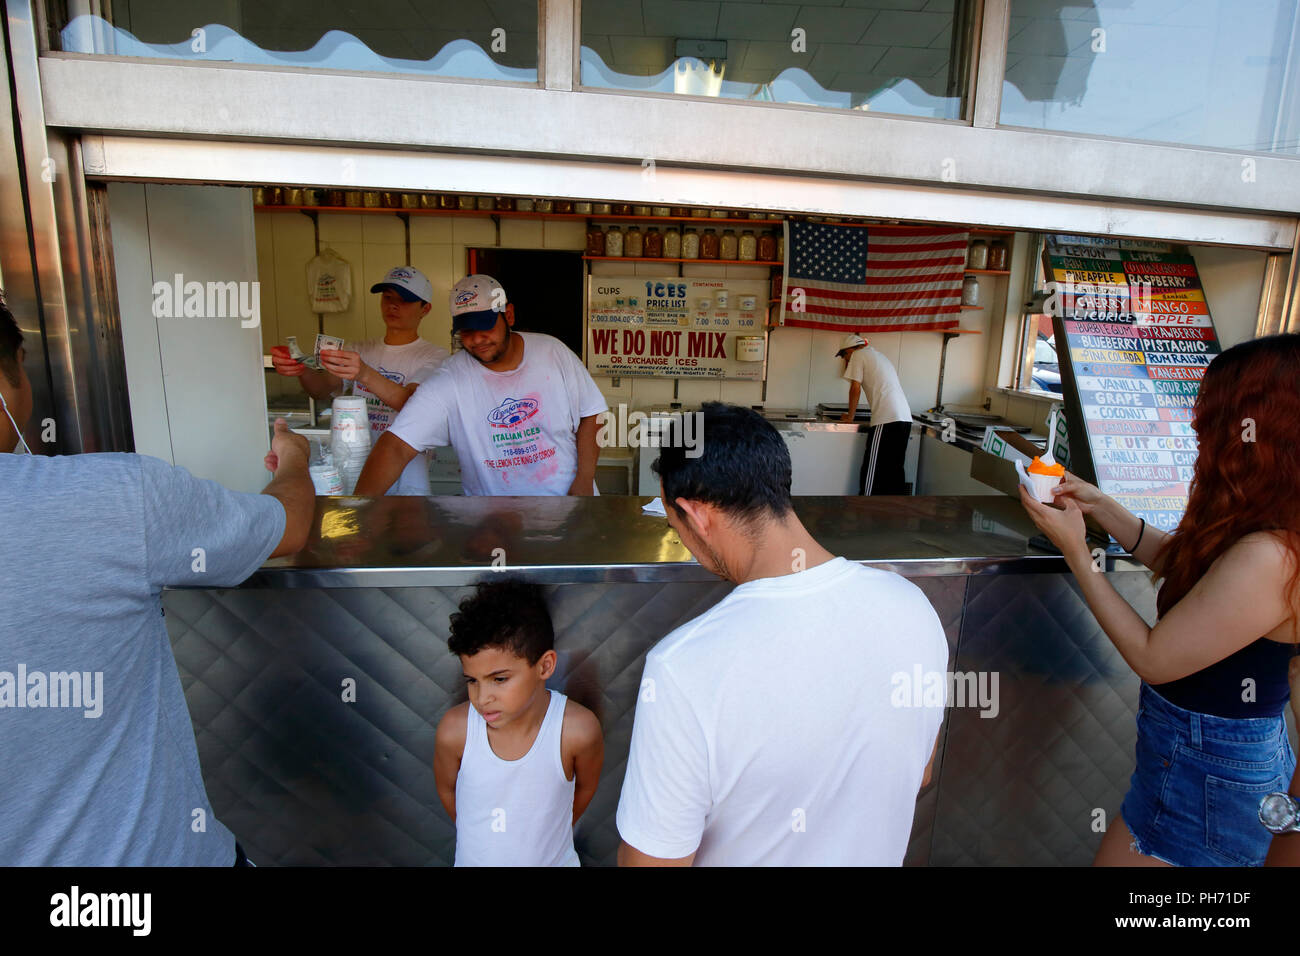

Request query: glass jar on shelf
[
  {"left": 325, "top": 189, "right": 346, "bottom": 206},
  {"left": 663, "top": 227, "right": 682, "bottom": 258},
  {"left": 624, "top": 226, "right": 644, "bottom": 257},
  {"left": 632, "top": 204, "right": 651, "bottom": 216},
  {"left": 709, "top": 208, "right": 729, "bottom": 219},
  {"left": 987, "top": 239, "right": 1009, "bottom": 271},
  {"left": 604, "top": 226, "right": 624, "bottom": 258},
  {"left": 961, "top": 275, "right": 980, "bottom": 306},
  {"left": 438, "top": 194, "right": 457, "bottom": 209},
  {"left": 475, "top": 195, "right": 495, "bottom": 211},
  {"left": 644, "top": 227, "right": 663, "bottom": 258},
  {"left": 681, "top": 228, "right": 700, "bottom": 259},
  {"left": 515, "top": 197, "right": 535, "bottom": 212},
  {"left": 364, "top": 191, "right": 383, "bottom": 208},
  {"left": 555, "top": 200, "right": 574, "bottom": 213},
  {"left": 401, "top": 193, "right": 421, "bottom": 209},
  {"left": 593, "top": 202, "right": 612, "bottom": 215},
  {"left": 585, "top": 226, "right": 606, "bottom": 257},
  {"left": 652, "top": 205, "right": 670, "bottom": 217},
  {"left": 776, "top": 234, "right": 784, "bottom": 261},
  {"left": 495, "top": 197, "right": 516, "bottom": 211},
  {"left": 701, "top": 228, "right": 720, "bottom": 259},
  {"left": 457, "top": 194, "right": 477, "bottom": 210},
  {"left": 535, "top": 199, "right": 554, "bottom": 213},
  {"left": 690, "top": 207, "right": 709, "bottom": 218},
  {"left": 574, "top": 201, "right": 593, "bottom": 214},
  {"left": 612, "top": 203, "right": 632, "bottom": 215},
  {"left": 719, "top": 229, "right": 738, "bottom": 260},
  {"left": 738, "top": 230, "right": 757, "bottom": 261},
  {"left": 967, "top": 239, "right": 988, "bottom": 270},
  {"left": 757, "top": 231, "right": 776, "bottom": 261}
]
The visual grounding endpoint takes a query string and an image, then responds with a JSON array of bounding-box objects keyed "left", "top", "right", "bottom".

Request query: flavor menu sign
[
  {"left": 585, "top": 276, "right": 768, "bottom": 380},
  {"left": 1044, "top": 235, "right": 1220, "bottom": 532}
]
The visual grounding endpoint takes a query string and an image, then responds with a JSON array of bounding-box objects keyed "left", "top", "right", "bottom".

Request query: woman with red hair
[{"left": 1022, "top": 333, "right": 1300, "bottom": 866}]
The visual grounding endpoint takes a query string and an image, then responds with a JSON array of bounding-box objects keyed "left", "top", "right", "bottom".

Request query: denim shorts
[{"left": 1121, "top": 683, "right": 1295, "bottom": 866}]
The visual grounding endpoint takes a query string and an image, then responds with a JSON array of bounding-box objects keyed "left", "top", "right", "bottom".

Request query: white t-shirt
[
  {"left": 616, "top": 556, "right": 948, "bottom": 866},
  {"left": 842, "top": 346, "right": 911, "bottom": 426},
  {"left": 346, "top": 337, "right": 449, "bottom": 495},
  {"left": 388, "top": 332, "right": 608, "bottom": 496}
]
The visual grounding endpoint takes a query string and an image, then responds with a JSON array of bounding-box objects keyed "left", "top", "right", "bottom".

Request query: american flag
[{"left": 781, "top": 221, "right": 968, "bottom": 332}]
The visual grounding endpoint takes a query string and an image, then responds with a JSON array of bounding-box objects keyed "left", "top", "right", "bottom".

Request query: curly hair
[
  {"left": 447, "top": 578, "right": 554, "bottom": 665},
  {"left": 1156, "top": 333, "right": 1300, "bottom": 623}
]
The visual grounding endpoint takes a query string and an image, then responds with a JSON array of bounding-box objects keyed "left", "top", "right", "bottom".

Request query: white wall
[
  {"left": 1188, "top": 244, "right": 1267, "bottom": 350},
  {"left": 257, "top": 210, "right": 1006, "bottom": 416},
  {"left": 111, "top": 183, "right": 270, "bottom": 493}
]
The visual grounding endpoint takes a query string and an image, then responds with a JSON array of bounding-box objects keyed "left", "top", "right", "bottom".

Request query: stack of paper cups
[{"left": 330, "top": 396, "right": 371, "bottom": 493}]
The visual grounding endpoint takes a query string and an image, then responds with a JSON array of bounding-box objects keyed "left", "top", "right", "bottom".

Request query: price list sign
[
  {"left": 1044, "top": 235, "right": 1221, "bottom": 533},
  {"left": 585, "top": 276, "right": 769, "bottom": 381}
]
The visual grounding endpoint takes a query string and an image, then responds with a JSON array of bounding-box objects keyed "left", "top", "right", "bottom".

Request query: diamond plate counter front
[{"left": 161, "top": 495, "right": 1172, "bottom": 866}]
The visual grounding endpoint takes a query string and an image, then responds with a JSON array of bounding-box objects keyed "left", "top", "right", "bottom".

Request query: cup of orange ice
[{"left": 1025, "top": 456, "right": 1065, "bottom": 503}]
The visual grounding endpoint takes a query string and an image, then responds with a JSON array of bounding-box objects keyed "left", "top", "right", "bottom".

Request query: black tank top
[{"left": 1155, "top": 636, "right": 1298, "bottom": 719}]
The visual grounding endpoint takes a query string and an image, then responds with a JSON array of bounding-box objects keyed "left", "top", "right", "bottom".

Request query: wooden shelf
[
  {"left": 256, "top": 204, "right": 596, "bottom": 220},
  {"left": 965, "top": 269, "right": 1010, "bottom": 275},
  {"left": 583, "top": 255, "right": 780, "bottom": 265},
  {"left": 255, "top": 205, "right": 1024, "bottom": 245},
  {"left": 591, "top": 215, "right": 785, "bottom": 226},
  {"left": 960, "top": 305, "right": 986, "bottom": 310}
]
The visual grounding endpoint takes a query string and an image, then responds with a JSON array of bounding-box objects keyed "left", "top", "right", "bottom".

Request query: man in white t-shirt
[
  {"left": 355, "top": 274, "right": 607, "bottom": 497},
  {"left": 837, "top": 333, "right": 913, "bottom": 495},
  {"left": 270, "top": 265, "right": 450, "bottom": 495},
  {"left": 616, "top": 402, "right": 948, "bottom": 866}
]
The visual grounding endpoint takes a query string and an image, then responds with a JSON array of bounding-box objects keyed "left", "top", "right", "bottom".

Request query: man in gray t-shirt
[{"left": 0, "top": 309, "right": 315, "bottom": 864}]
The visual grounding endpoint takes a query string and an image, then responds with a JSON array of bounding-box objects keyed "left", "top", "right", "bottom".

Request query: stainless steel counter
[
  {"left": 246, "top": 494, "right": 1141, "bottom": 588},
  {"left": 165, "top": 493, "right": 1160, "bottom": 866}
]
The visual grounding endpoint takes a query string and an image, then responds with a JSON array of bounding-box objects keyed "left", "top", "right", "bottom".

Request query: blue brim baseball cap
[
  {"left": 370, "top": 265, "right": 433, "bottom": 304},
  {"left": 450, "top": 275, "right": 507, "bottom": 332}
]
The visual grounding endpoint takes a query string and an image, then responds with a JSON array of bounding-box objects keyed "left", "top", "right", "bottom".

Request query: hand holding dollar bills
[{"left": 286, "top": 333, "right": 346, "bottom": 371}]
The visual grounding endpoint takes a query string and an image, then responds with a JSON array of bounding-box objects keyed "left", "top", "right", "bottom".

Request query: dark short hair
[
  {"left": 0, "top": 304, "right": 22, "bottom": 389},
  {"left": 447, "top": 578, "right": 554, "bottom": 665},
  {"left": 652, "top": 401, "right": 793, "bottom": 523}
]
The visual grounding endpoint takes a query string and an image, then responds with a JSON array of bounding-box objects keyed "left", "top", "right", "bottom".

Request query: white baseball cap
[
  {"left": 835, "top": 332, "right": 866, "bottom": 355},
  {"left": 370, "top": 265, "right": 433, "bottom": 304},
  {"left": 450, "top": 274, "right": 508, "bottom": 332}
]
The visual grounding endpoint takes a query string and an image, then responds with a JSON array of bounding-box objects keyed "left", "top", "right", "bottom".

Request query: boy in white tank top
[{"left": 433, "top": 579, "right": 604, "bottom": 866}]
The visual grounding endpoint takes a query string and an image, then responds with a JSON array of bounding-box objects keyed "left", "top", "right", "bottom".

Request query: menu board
[
  {"left": 585, "top": 276, "right": 769, "bottom": 380},
  {"left": 1044, "top": 235, "right": 1221, "bottom": 532}
]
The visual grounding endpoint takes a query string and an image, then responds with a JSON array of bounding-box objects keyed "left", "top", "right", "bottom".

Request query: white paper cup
[
  {"left": 715, "top": 289, "right": 730, "bottom": 309},
  {"left": 309, "top": 463, "right": 344, "bottom": 495},
  {"left": 1028, "top": 471, "right": 1062, "bottom": 503}
]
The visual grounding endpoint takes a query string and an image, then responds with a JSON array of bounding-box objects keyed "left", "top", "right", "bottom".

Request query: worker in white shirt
[{"left": 837, "top": 333, "right": 912, "bottom": 495}]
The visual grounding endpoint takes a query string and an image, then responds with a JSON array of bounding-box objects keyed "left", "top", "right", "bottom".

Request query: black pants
[{"left": 858, "top": 420, "right": 911, "bottom": 495}]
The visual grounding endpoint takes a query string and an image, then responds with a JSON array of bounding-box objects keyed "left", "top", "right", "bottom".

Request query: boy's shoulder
[
  {"left": 561, "top": 697, "right": 602, "bottom": 751},
  {"left": 435, "top": 701, "right": 471, "bottom": 754}
]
